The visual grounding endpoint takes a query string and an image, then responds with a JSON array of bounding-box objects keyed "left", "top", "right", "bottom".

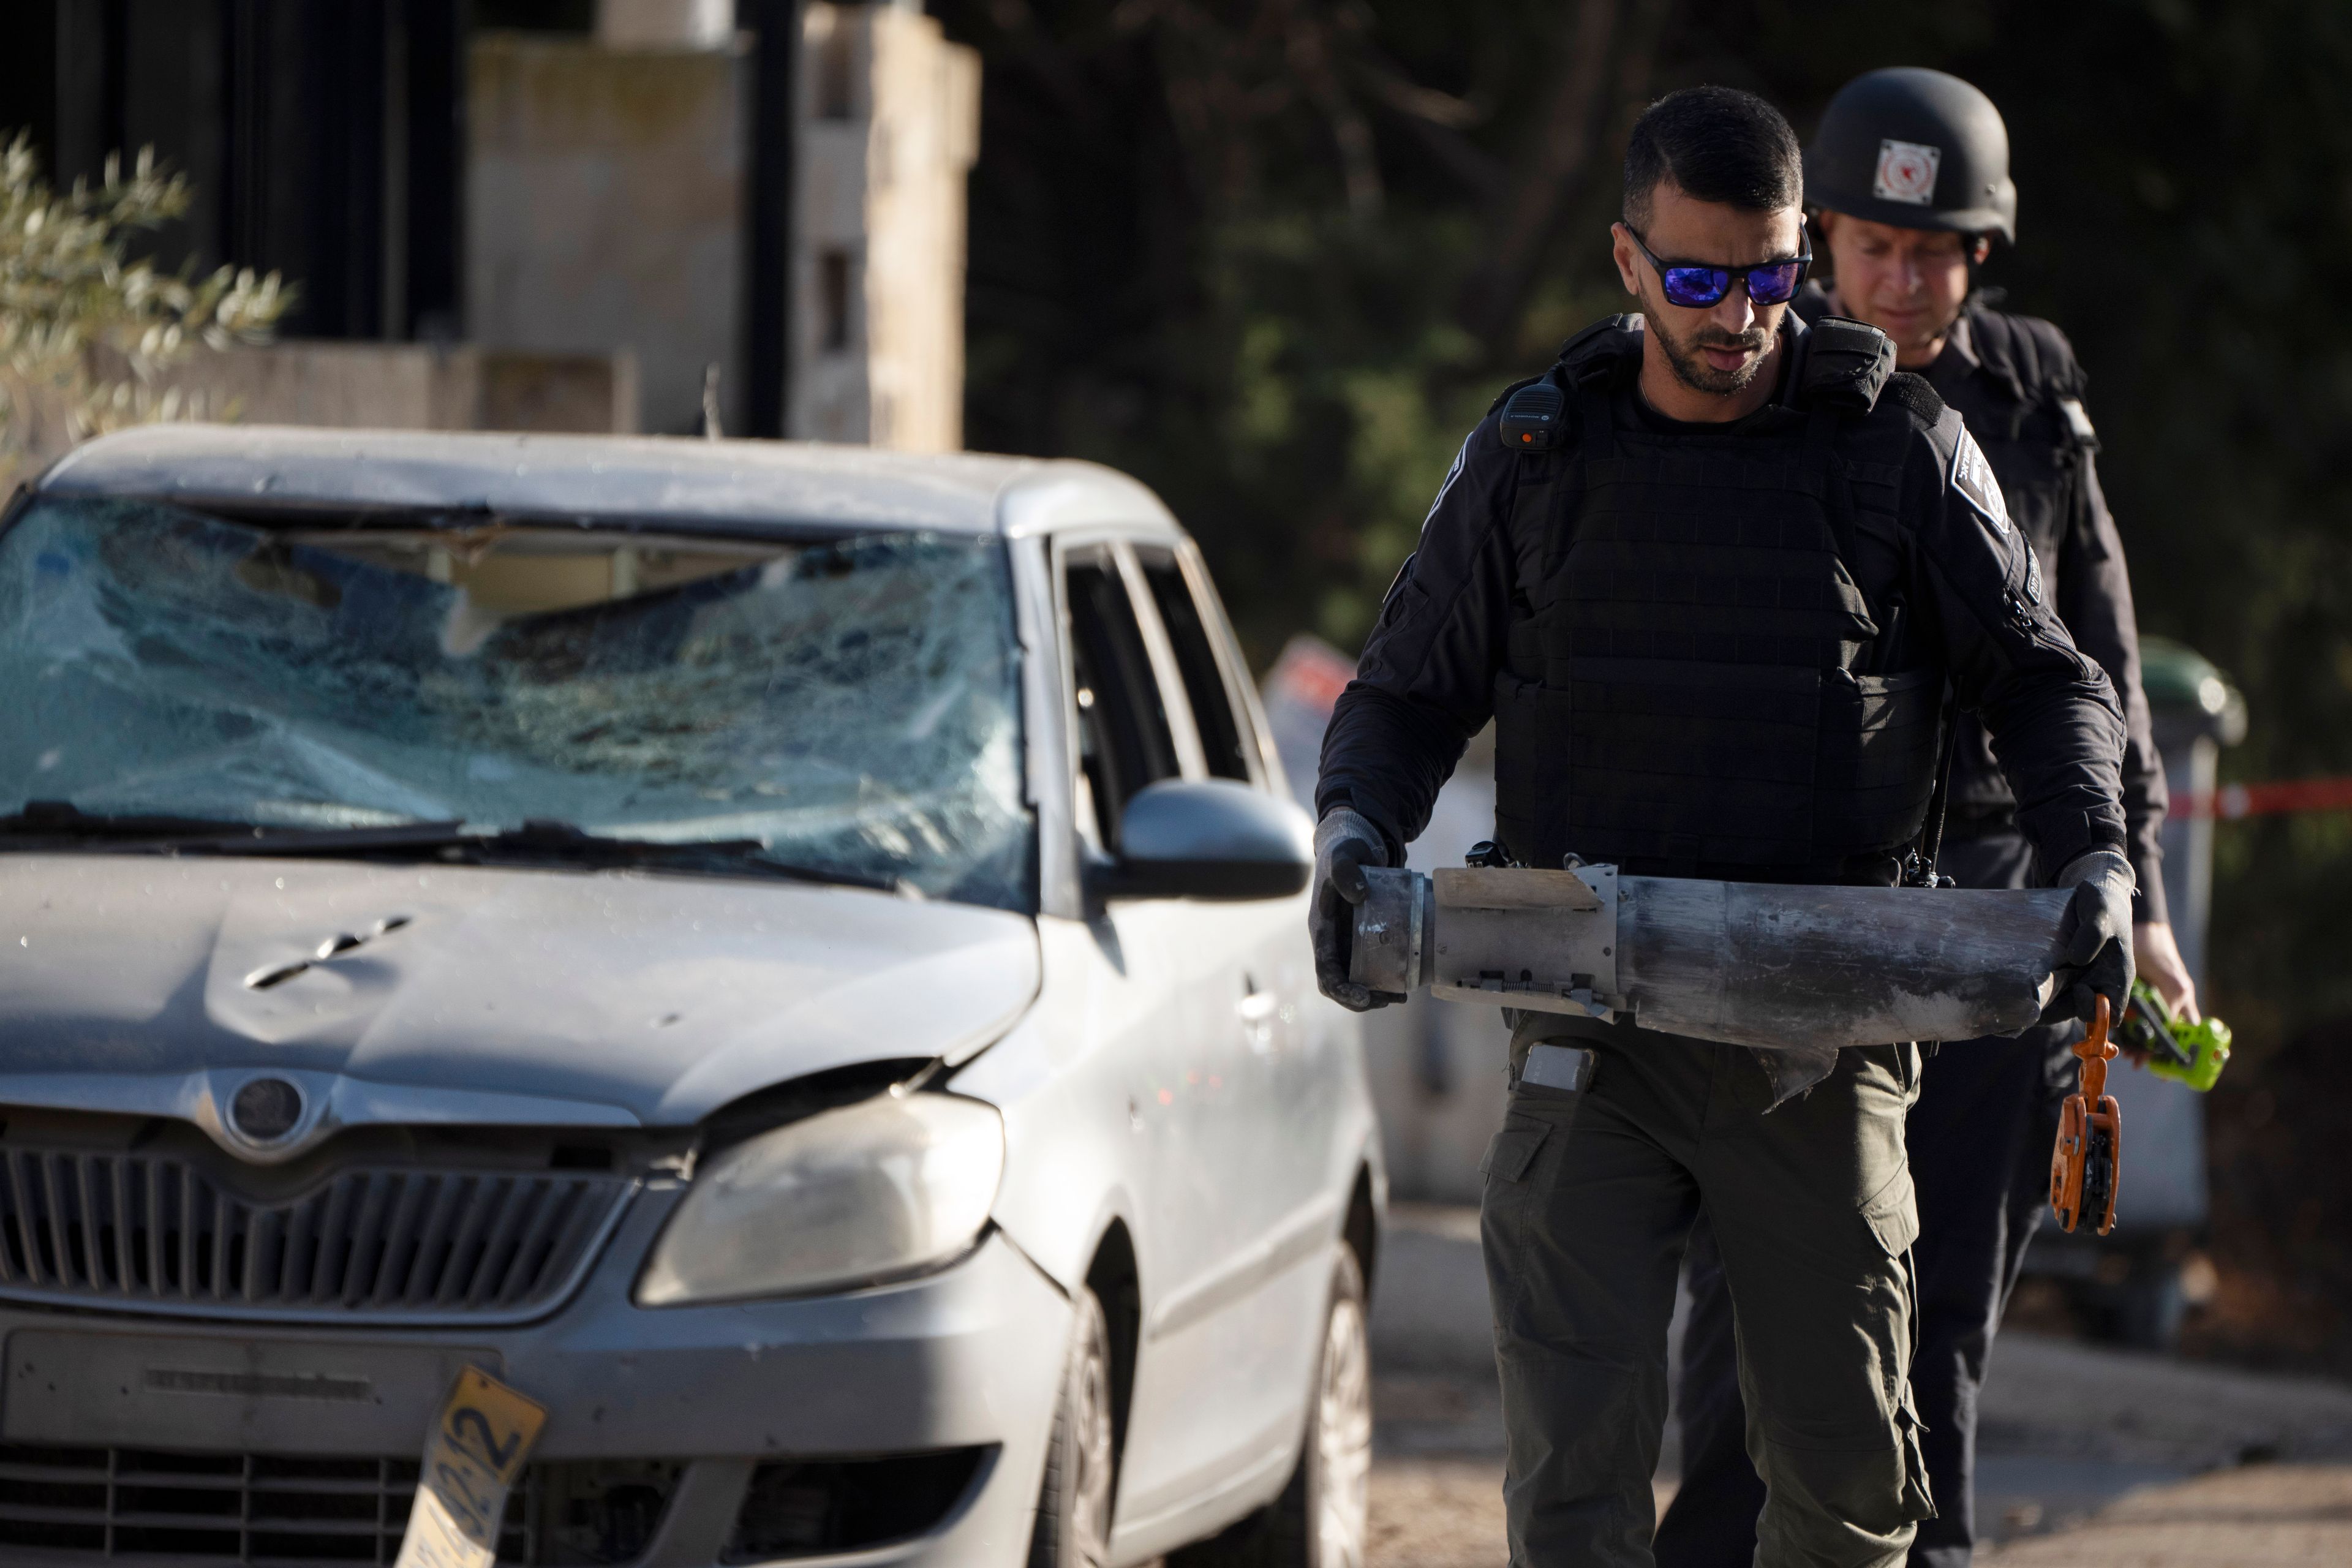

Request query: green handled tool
[{"left": 2118, "top": 979, "right": 2232, "bottom": 1092}]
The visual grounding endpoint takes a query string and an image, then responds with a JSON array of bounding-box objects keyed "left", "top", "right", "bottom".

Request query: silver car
[{"left": 0, "top": 428, "right": 1379, "bottom": 1567}]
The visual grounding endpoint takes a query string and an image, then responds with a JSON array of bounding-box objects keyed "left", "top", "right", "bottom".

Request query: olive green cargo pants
[{"left": 1482, "top": 1014, "right": 1934, "bottom": 1567}]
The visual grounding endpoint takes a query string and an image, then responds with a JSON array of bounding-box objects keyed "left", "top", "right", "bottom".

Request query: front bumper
[{"left": 0, "top": 1191, "right": 1072, "bottom": 1567}]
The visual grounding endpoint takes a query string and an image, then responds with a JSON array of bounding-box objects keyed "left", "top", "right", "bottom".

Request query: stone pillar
[{"left": 791, "top": 4, "right": 979, "bottom": 451}]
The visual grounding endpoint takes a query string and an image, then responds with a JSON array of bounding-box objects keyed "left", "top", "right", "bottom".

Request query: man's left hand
[
  {"left": 2133, "top": 920, "right": 2199, "bottom": 1022},
  {"left": 2116, "top": 919, "right": 2201, "bottom": 1063}
]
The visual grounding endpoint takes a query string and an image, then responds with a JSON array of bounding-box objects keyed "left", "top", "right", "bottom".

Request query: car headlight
[{"left": 635, "top": 1088, "right": 1005, "bottom": 1307}]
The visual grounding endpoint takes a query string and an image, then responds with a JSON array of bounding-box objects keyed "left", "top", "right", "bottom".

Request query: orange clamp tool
[{"left": 2049, "top": 993, "right": 2122, "bottom": 1235}]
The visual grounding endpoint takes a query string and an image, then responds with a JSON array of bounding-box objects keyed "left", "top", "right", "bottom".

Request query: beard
[{"left": 1648, "top": 299, "right": 1774, "bottom": 397}]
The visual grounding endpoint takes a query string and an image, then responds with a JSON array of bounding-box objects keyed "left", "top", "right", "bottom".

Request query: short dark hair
[{"left": 1623, "top": 86, "right": 1803, "bottom": 231}]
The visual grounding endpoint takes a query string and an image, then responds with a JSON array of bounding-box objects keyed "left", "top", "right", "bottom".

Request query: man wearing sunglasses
[
  {"left": 1312, "top": 85, "right": 2133, "bottom": 1567},
  {"left": 1657, "top": 69, "right": 2184, "bottom": 1568}
]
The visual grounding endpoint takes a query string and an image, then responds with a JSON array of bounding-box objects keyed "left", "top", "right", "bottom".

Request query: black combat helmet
[{"left": 1805, "top": 67, "right": 2017, "bottom": 243}]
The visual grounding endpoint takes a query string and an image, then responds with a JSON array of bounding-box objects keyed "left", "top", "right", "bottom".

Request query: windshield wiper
[
  {"left": 0, "top": 804, "right": 472, "bottom": 853},
  {"left": 0, "top": 801, "right": 290, "bottom": 840},
  {"left": 0, "top": 804, "right": 900, "bottom": 891}
]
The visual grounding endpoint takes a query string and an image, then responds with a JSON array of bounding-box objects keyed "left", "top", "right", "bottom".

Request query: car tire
[
  {"left": 1169, "top": 1246, "right": 1373, "bottom": 1568},
  {"left": 1031, "top": 1283, "right": 1118, "bottom": 1568}
]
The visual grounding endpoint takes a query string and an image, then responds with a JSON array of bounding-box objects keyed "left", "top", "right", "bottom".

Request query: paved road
[
  {"left": 1366, "top": 1204, "right": 2352, "bottom": 1567},
  {"left": 1983, "top": 1464, "right": 2352, "bottom": 1564}
]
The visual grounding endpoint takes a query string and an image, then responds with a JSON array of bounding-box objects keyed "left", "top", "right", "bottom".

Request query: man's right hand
[{"left": 1311, "top": 807, "right": 1395, "bottom": 1012}]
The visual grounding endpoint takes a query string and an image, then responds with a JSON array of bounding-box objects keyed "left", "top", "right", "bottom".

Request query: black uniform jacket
[
  {"left": 1316, "top": 315, "right": 2130, "bottom": 889},
  {"left": 1814, "top": 290, "right": 2168, "bottom": 921}
]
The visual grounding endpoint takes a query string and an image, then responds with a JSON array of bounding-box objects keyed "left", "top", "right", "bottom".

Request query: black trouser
[
  {"left": 1487, "top": 1016, "right": 1932, "bottom": 1568},
  {"left": 1653, "top": 832, "right": 2076, "bottom": 1568}
]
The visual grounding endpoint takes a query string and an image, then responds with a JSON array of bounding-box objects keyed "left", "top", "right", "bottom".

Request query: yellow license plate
[{"left": 394, "top": 1366, "right": 549, "bottom": 1568}]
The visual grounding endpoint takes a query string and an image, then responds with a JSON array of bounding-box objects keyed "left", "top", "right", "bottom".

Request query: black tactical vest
[{"left": 1490, "top": 315, "right": 1945, "bottom": 880}]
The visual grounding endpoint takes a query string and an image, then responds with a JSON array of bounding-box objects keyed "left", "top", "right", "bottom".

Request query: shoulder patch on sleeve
[
  {"left": 1950, "top": 422, "right": 2013, "bottom": 537},
  {"left": 2057, "top": 396, "right": 2097, "bottom": 443},
  {"left": 1422, "top": 432, "right": 1474, "bottom": 527},
  {"left": 1380, "top": 551, "right": 1419, "bottom": 608}
]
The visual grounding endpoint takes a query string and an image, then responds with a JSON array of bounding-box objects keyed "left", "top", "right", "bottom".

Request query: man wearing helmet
[{"left": 1654, "top": 67, "right": 2188, "bottom": 1568}]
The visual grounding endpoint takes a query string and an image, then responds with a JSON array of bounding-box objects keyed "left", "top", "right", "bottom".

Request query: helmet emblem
[
  {"left": 229, "top": 1077, "right": 305, "bottom": 1144},
  {"left": 1872, "top": 138, "right": 1943, "bottom": 205}
]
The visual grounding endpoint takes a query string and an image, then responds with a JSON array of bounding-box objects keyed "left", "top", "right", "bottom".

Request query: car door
[
  {"left": 1048, "top": 536, "right": 1231, "bottom": 1471},
  {"left": 1138, "top": 541, "right": 1338, "bottom": 1232},
  {"left": 1052, "top": 541, "right": 1228, "bottom": 1521},
  {"left": 1109, "top": 542, "right": 1340, "bottom": 1532}
]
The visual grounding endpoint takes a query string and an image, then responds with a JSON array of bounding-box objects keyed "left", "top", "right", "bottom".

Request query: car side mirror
[{"left": 1097, "top": 778, "right": 1313, "bottom": 901}]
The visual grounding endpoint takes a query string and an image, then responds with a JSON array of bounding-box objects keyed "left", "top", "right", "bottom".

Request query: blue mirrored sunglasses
[{"left": 1626, "top": 226, "right": 1813, "bottom": 308}]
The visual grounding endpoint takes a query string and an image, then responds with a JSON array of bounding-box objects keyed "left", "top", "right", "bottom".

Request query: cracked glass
[{"left": 0, "top": 497, "right": 1034, "bottom": 910}]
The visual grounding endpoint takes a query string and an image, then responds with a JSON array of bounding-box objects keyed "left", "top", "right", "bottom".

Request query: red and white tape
[{"left": 2171, "top": 777, "right": 2352, "bottom": 820}]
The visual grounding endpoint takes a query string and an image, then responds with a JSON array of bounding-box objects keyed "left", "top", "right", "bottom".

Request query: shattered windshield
[{"left": 0, "top": 497, "right": 1034, "bottom": 910}]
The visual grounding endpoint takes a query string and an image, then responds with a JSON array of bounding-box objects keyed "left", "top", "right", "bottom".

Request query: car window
[
  {"left": 1065, "top": 547, "right": 1177, "bottom": 848},
  {"left": 1136, "top": 547, "right": 1252, "bottom": 783}
]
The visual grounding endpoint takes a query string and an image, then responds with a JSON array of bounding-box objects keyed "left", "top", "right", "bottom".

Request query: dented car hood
[{"left": 0, "top": 855, "right": 1039, "bottom": 1144}]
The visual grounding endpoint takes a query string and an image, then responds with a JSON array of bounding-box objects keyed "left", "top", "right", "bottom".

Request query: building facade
[{"left": 6, "top": 0, "right": 976, "bottom": 450}]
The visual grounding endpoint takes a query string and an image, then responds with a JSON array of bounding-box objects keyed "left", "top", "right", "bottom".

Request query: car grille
[
  {"left": 0, "top": 1444, "right": 682, "bottom": 1566},
  {"left": 0, "top": 1150, "right": 634, "bottom": 1324}
]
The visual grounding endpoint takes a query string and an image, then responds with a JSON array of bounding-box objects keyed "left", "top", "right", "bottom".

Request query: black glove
[
  {"left": 2043, "top": 850, "right": 2136, "bottom": 1025},
  {"left": 1310, "top": 807, "right": 1396, "bottom": 1012}
]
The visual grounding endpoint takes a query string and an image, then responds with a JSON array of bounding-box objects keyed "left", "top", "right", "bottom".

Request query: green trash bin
[{"left": 2026, "top": 636, "right": 2244, "bottom": 1346}]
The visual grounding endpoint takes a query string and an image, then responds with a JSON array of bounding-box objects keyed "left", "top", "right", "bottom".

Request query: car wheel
[
  {"left": 1031, "top": 1284, "right": 1117, "bottom": 1568},
  {"left": 1169, "top": 1246, "right": 1372, "bottom": 1568}
]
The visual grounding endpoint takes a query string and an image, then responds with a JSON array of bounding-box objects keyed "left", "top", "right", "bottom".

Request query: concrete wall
[
  {"left": 468, "top": 32, "right": 746, "bottom": 437},
  {"left": 3, "top": 342, "right": 638, "bottom": 486},
  {"left": 793, "top": 4, "right": 978, "bottom": 450},
  {"left": 479, "top": 349, "right": 643, "bottom": 435},
  {"left": 181, "top": 342, "right": 481, "bottom": 431},
  {"left": 170, "top": 344, "right": 639, "bottom": 435}
]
